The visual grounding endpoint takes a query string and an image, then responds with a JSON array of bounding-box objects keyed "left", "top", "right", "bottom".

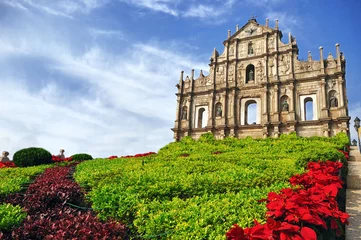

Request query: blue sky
[{"left": 1, "top": 0, "right": 361, "bottom": 158}]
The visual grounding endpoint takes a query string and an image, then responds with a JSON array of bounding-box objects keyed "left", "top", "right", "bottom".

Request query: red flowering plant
[
  {"left": 226, "top": 160, "right": 349, "bottom": 240},
  {"left": 120, "top": 152, "right": 156, "bottom": 158},
  {"left": 108, "top": 155, "right": 118, "bottom": 159},
  {"left": 0, "top": 162, "right": 16, "bottom": 168},
  {"left": 51, "top": 155, "right": 73, "bottom": 163}
]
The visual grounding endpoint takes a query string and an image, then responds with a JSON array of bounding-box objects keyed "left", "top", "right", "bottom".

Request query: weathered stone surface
[
  {"left": 346, "top": 189, "right": 361, "bottom": 239},
  {"left": 172, "top": 18, "right": 350, "bottom": 141}
]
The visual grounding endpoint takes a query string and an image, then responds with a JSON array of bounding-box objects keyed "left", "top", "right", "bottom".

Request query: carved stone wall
[{"left": 172, "top": 18, "right": 350, "bottom": 141}]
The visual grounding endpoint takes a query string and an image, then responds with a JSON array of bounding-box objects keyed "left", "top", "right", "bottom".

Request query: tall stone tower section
[{"left": 171, "top": 17, "right": 350, "bottom": 141}]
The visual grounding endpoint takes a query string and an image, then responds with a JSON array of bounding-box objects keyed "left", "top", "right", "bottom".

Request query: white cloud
[
  {"left": 89, "top": 28, "right": 124, "bottom": 40},
  {"left": 1, "top": 0, "right": 29, "bottom": 11},
  {"left": 183, "top": 4, "right": 223, "bottom": 19},
  {"left": 0, "top": 20, "right": 208, "bottom": 159},
  {"left": 118, "top": 0, "right": 180, "bottom": 16}
]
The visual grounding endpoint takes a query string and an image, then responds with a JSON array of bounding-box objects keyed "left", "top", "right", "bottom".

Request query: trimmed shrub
[
  {"left": 13, "top": 147, "right": 52, "bottom": 167},
  {"left": 0, "top": 203, "right": 27, "bottom": 231},
  {"left": 71, "top": 153, "right": 93, "bottom": 161}
]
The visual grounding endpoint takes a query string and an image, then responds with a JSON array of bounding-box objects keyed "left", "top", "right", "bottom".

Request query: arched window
[
  {"left": 304, "top": 97, "right": 314, "bottom": 120},
  {"left": 215, "top": 102, "right": 222, "bottom": 117},
  {"left": 246, "top": 64, "right": 255, "bottom": 83},
  {"left": 245, "top": 100, "right": 257, "bottom": 124},
  {"left": 248, "top": 42, "right": 254, "bottom": 55},
  {"left": 280, "top": 95, "right": 289, "bottom": 112},
  {"left": 328, "top": 90, "right": 338, "bottom": 108},
  {"left": 197, "top": 108, "right": 205, "bottom": 128},
  {"left": 181, "top": 106, "right": 188, "bottom": 120}
]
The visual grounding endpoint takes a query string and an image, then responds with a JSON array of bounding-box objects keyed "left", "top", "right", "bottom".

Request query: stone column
[
  {"left": 273, "top": 84, "right": 279, "bottom": 122},
  {"left": 262, "top": 87, "right": 268, "bottom": 124},
  {"left": 289, "top": 84, "right": 295, "bottom": 121},
  {"left": 188, "top": 69, "right": 195, "bottom": 134},
  {"left": 319, "top": 78, "right": 328, "bottom": 118}
]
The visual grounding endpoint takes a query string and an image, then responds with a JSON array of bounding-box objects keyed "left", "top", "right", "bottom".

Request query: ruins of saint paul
[{"left": 172, "top": 17, "right": 350, "bottom": 140}]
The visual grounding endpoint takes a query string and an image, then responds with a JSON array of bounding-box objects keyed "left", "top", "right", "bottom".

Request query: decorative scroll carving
[{"left": 257, "top": 61, "right": 265, "bottom": 82}]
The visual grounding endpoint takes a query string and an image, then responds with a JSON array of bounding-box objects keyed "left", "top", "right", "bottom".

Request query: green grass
[{"left": 74, "top": 132, "right": 349, "bottom": 239}]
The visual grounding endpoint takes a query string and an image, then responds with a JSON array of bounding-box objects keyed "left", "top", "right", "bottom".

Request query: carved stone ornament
[
  {"left": 257, "top": 61, "right": 265, "bottom": 82},
  {"left": 229, "top": 64, "right": 235, "bottom": 82}
]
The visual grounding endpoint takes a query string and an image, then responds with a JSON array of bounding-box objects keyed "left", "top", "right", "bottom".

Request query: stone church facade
[{"left": 172, "top": 17, "right": 350, "bottom": 141}]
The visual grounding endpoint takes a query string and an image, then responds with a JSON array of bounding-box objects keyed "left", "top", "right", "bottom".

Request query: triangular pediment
[{"left": 226, "top": 19, "right": 274, "bottom": 42}]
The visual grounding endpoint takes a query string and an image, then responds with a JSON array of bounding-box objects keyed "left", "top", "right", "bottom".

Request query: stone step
[
  {"left": 346, "top": 189, "right": 361, "bottom": 240},
  {"left": 347, "top": 162, "right": 361, "bottom": 190}
]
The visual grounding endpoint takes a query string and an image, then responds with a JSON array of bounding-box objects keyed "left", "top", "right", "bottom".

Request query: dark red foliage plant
[{"left": 1, "top": 163, "right": 126, "bottom": 239}]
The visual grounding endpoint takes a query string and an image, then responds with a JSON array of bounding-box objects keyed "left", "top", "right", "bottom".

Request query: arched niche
[
  {"left": 280, "top": 95, "right": 290, "bottom": 112},
  {"left": 215, "top": 102, "right": 222, "bottom": 117},
  {"left": 246, "top": 64, "right": 255, "bottom": 84},
  {"left": 328, "top": 90, "right": 338, "bottom": 108}
]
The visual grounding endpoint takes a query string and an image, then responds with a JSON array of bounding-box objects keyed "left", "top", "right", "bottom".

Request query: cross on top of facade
[{"left": 249, "top": 14, "right": 257, "bottom": 20}]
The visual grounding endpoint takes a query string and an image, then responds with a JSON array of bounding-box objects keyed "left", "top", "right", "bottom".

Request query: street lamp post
[{"left": 354, "top": 117, "right": 361, "bottom": 153}]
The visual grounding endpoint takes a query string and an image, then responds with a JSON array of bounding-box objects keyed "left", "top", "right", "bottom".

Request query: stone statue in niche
[
  {"left": 282, "top": 100, "right": 289, "bottom": 112},
  {"left": 330, "top": 96, "right": 338, "bottom": 108},
  {"left": 182, "top": 107, "right": 187, "bottom": 120},
  {"left": 249, "top": 69, "right": 254, "bottom": 81},
  {"left": 216, "top": 105, "right": 222, "bottom": 117}
]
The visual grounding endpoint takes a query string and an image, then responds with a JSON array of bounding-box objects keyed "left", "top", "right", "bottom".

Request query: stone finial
[
  {"left": 275, "top": 19, "right": 279, "bottom": 29},
  {"left": 288, "top": 32, "right": 292, "bottom": 44},
  {"left": 319, "top": 46, "right": 324, "bottom": 69},
  {"left": 0, "top": 151, "right": 10, "bottom": 163},
  {"left": 236, "top": 24, "right": 239, "bottom": 31},
  {"left": 228, "top": 30, "right": 231, "bottom": 38},
  {"left": 308, "top": 51, "right": 312, "bottom": 61},
  {"left": 199, "top": 70, "right": 204, "bottom": 77},
  {"left": 266, "top": 18, "right": 269, "bottom": 27},
  {"left": 335, "top": 43, "right": 341, "bottom": 65},
  {"left": 180, "top": 71, "right": 184, "bottom": 82}
]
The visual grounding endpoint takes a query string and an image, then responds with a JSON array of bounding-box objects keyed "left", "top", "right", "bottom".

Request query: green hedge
[
  {"left": 71, "top": 153, "right": 93, "bottom": 161},
  {"left": 13, "top": 147, "right": 52, "bottom": 167}
]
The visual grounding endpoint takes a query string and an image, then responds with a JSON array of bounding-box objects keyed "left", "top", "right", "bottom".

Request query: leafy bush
[
  {"left": 74, "top": 133, "right": 349, "bottom": 238},
  {"left": 70, "top": 153, "right": 93, "bottom": 161},
  {"left": 13, "top": 147, "right": 52, "bottom": 167},
  {"left": 0, "top": 203, "right": 26, "bottom": 231},
  {"left": 0, "top": 164, "right": 50, "bottom": 197}
]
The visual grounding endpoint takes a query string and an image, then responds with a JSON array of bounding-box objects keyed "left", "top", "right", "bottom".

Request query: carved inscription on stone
[{"left": 216, "top": 65, "right": 225, "bottom": 83}]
